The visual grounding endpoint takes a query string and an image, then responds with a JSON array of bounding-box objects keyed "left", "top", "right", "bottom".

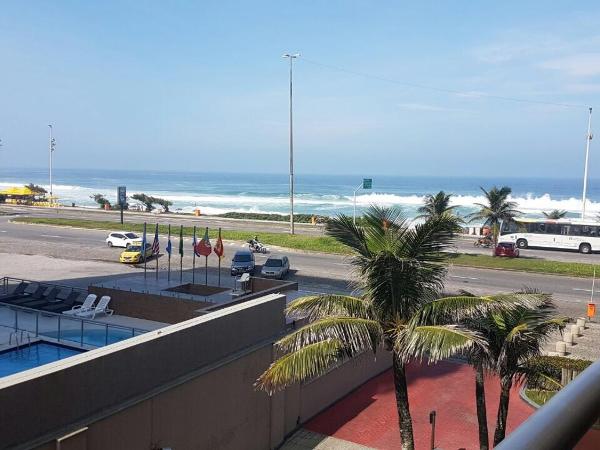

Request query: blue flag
[
  {"left": 166, "top": 237, "right": 172, "bottom": 256},
  {"left": 141, "top": 223, "right": 147, "bottom": 250}
]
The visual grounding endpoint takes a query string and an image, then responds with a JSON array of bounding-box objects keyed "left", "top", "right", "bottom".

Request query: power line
[{"left": 302, "top": 57, "right": 588, "bottom": 110}]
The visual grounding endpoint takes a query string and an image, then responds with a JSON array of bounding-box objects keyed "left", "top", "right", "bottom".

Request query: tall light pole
[
  {"left": 48, "top": 124, "right": 56, "bottom": 200},
  {"left": 283, "top": 52, "right": 300, "bottom": 234},
  {"left": 582, "top": 107, "right": 593, "bottom": 219}
]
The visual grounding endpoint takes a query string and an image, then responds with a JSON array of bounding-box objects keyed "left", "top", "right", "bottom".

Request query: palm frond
[
  {"left": 277, "top": 316, "right": 382, "bottom": 354},
  {"left": 395, "top": 324, "right": 487, "bottom": 364},
  {"left": 285, "top": 294, "right": 372, "bottom": 320},
  {"left": 255, "top": 339, "right": 345, "bottom": 394}
]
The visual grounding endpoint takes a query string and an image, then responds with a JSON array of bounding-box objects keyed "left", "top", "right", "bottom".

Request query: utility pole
[
  {"left": 48, "top": 124, "right": 56, "bottom": 201},
  {"left": 581, "top": 107, "right": 593, "bottom": 219},
  {"left": 283, "top": 52, "right": 300, "bottom": 234}
]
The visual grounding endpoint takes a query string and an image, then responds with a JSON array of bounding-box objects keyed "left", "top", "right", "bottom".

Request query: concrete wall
[
  {"left": 88, "top": 286, "right": 211, "bottom": 323},
  {"left": 1, "top": 293, "right": 391, "bottom": 450}
]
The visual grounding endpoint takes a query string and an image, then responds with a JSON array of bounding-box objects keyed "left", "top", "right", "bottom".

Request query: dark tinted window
[
  {"left": 113, "top": 233, "right": 125, "bottom": 239},
  {"left": 265, "top": 258, "right": 283, "bottom": 267},
  {"left": 234, "top": 253, "right": 252, "bottom": 262},
  {"left": 125, "top": 233, "right": 138, "bottom": 239}
]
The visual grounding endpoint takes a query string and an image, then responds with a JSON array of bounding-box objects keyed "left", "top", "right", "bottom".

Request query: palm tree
[
  {"left": 256, "top": 206, "right": 513, "bottom": 450},
  {"left": 417, "top": 191, "right": 459, "bottom": 220},
  {"left": 469, "top": 186, "right": 520, "bottom": 254},
  {"left": 411, "top": 290, "right": 549, "bottom": 450},
  {"left": 478, "top": 296, "right": 566, "bottom": 445},
  {"left": 543, "top": 209, "right": 567, "bottom": 219}
]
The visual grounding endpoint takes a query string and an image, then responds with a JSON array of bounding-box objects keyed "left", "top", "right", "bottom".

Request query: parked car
[
  {"left": 260, "top": 255, "right": 290, "bottom": 279},
  {"left": 495, "top": 242, "right": 520, "bottom": 258},
  {"left": 231, "top": 250, "right": 255, "bottom": 276},
  {"left": 106, "top": 232, "right": 141, "bottom": 248},
  {"left": 119, "top": 243, "right": 153, "bottom": 263}
]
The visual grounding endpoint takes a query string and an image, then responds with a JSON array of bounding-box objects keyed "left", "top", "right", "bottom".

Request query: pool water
[
  {"left": 0, "top": 342, "right": 84, "bottom": 378},
  {"left": 43, "top": 329, "right": 134, "bottom": 347}
]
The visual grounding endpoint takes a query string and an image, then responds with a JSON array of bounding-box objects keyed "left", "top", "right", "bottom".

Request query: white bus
[{"left": 500, "top": 218, "right": 600, "bottom": 254}]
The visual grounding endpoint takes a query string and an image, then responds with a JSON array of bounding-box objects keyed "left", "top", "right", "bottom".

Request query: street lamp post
[
  {"left": 283, "top": 52, "right": 300, "bottom": 235},
  {"left": 582, "top": 107, "right": 593, "bottom": 219},
  {"left": 48, "top": 124, "right": 56, "bottom": 201}
]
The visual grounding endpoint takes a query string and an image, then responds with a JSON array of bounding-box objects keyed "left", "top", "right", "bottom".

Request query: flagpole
[
  {"left": 143, "top": 222, "right": 147, "bottom": 278},
  {"left": 155, "top": 223, "right": 159, "bottom": 280},
  {"left": 218, "top": 227, "right": 222, "bottom": 287},
  {"left": 192, "top": 225, "right": 197, "bottom": 284},
  {"left": 205, "top": 226, "right": 209, "bottom": 285},
  {"left": 167, "top": 224, "right": 171, "bottom": 281},
  {"left": 179, "top": 225, "right": 183, "bottom": 283}
]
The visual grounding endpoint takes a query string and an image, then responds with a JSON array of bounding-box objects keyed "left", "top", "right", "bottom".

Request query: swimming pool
[
  {"left": 42, "top": 328, "right": 135, "bottom": 347},
  {"left": 0, "top": 342, "right": 84, "bottom": 378}
]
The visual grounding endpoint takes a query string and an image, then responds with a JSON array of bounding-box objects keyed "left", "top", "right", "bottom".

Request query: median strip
[{"left": 11, "top": 217, "right": 600, "bottom": 278}]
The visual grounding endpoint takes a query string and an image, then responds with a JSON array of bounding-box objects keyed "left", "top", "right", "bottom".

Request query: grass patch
[
  {"left": 11, "top": 217, "right": 600, "bottom": 278},
  {"left": 451, "top": 253, "right": 598, "bottom": 277},
  {"left": 524, "top": 388, "right": 557, "bottom": 406},
  {"left": 11, "top": 217, "right": 350, "bottom": 254}
]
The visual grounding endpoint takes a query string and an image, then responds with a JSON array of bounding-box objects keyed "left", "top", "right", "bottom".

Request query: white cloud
[{"left": 540, "top": 53, "right": 600, "bottom": 77}]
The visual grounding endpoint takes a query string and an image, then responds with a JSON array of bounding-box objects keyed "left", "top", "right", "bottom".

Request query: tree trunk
[
  {"left": 493, "top": 377, "right": 513, "bottom": 446},
  {"left": 392, "top": 351, "right": 415, "bottom": 450},
  {"left": 475, "top": 363, "right": 489, "bottom": 450}
]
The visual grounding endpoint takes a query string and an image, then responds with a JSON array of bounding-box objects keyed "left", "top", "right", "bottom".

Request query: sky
[{"left": 1, "top": 1, "right": 600, "bottom": 177}]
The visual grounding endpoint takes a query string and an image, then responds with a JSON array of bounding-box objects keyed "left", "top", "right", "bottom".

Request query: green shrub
[
  {"left": 216, "top": 212, "right": 328, "bottom": 224},
  {"left": 526, "top": 355, "right": 592, "bottom": 389}
]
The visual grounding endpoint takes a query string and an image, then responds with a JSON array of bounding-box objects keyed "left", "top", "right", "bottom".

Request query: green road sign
[{"left": 363, "top": 178, "right": 372, "bottom": 189}]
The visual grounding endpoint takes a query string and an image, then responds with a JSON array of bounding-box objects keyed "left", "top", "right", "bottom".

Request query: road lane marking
[
  {"left": 572, "top": 288, "right": 592, "bottom": 293},
  {"left": 40, "top": 234, "right": 62, "bottom": 238},
  {"left": 450, "top": 275, "right": 480, "bottom": 281}
]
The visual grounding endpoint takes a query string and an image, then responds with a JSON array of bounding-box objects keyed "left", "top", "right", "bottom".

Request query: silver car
[{"left": 260, "top": 255, "right": 290, "bottom": 279}]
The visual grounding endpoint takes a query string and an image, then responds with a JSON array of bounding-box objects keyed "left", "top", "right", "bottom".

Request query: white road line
[
  {"left": 0, "top": 230, "right": 6, "bottom": 233},
  {"left": 572, "top": 288, "right": 592, "bottom": 292},
  {"left": 450, "top": 275, "right": 480, "bottom": 281},
  {"left": 40, "top": 234, "right": 62, "bottom": 238}
]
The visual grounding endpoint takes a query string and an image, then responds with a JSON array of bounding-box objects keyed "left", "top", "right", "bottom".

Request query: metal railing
[
  {"left": 0, "top": 303, "right": 148, "bottom": 349},
  {"left": 496, "top": 358, "right": 600, "bottom": 450},
  {"left": 1, "top": 276, "right": 88, "bottom": 296}
]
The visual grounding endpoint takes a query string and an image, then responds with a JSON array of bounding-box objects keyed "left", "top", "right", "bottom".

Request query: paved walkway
[
  {"left": 300, "top": 360, "right": 599, "bottom": 449},
  {"left": 281, "top": 429, "right": 374, "bottom": 450},
  {"left": 304, "top": 361, "right": 529, "bottom": 449}
]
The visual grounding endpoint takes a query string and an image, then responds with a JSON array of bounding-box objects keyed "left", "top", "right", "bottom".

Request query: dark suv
[{"left": 230, "top": 250, "right": 256, "bottom": 276}]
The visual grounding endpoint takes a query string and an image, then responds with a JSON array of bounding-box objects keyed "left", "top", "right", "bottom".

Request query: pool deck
[{"left": 0, "top": 306, "right": 167, "bottom": 352}]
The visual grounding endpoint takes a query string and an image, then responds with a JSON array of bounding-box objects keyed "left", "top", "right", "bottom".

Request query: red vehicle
[{"left": 495, "top": 242, "right": 520, "bottom": 257}]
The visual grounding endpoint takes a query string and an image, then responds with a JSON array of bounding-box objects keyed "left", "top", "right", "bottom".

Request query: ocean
[{"left": 1, "top": 167, "right": 599, "bottom": 219}]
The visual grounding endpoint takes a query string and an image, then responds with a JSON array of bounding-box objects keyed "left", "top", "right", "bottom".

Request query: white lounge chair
[
  {"left": 77, "top": 295, "right": 113, "bottom": 319},
  {"left": 63, "top": 294, "right": 97, "bottom": 315}
]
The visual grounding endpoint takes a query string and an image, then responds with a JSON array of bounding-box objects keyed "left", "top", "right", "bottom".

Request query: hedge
[{"left": 526, "top": 355, "right": 592, "bottom": 389}]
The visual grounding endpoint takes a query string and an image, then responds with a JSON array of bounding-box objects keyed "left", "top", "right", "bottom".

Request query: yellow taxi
[{"left": 119, "top": 243, "right": 154, "bottom": 263}]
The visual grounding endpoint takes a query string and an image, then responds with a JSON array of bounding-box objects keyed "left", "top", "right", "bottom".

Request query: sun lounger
[
  {"left": 0, "top": 281, "right": 29, "bottom": 301},
  {"left": 20, "top": 287, "right": 62, "bottom": 309},
  {"left": 63, "top": 294, "right": 97, "bottom": 316},
  {"left": 41, "top": 291, "right": 84, "bottom": 313},
  {"left": 76, "top": 296, "right": 113, "bottom": 319},
  {"left": 10, "top": 285, "right": 47, "bottom": 305}
]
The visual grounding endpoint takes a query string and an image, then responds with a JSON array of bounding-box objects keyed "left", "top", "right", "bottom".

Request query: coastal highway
[
  {"left": 0, "top": 215, "right": 595, "bottom": 318},
  {"left": 1, "top": 203, "right": 600, "bottom": 264}
]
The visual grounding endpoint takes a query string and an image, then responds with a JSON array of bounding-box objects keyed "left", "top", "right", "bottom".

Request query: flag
[
  {"left": 193, "top": 227, "right": 200, "bottom": 257},
  {"left": 196, "top": 227, "right": 212, "bottom": 256},
  {"left": 141, "top": 223, "right": 147, "bottom": 251},
  {"left": 152, "top": 224, "right": 160, "bottom": 254},
  {"left": 178, "top": 225, "right": 184, "bottom": 256},
  {"left": 166, "top": 236, "right": 172, "bottom": 256},
  {"left": 214, "top": 228, "right": 224, "bottom": 259}
]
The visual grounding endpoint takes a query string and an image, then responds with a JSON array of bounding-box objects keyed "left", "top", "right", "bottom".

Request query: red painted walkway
[{"left": 305, "top": 360, "right": 600, "bottom": 449}]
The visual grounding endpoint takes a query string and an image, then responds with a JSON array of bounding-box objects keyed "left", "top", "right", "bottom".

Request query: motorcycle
[
  {"left": 473, "top": 236, "right": 493, "bottom": 248},
  {"left": 248, "top": 240, "right": 269, "bottom": 254}
]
